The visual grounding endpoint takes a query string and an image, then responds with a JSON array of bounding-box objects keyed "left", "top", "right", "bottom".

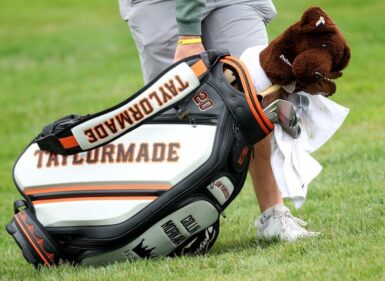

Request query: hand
[{"left": 174, "top": 35, "right": 205, "bottom": 62}]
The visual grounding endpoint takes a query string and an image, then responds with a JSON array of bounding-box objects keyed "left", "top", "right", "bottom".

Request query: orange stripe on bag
[
  {"left": 223, "top": 56, "right": 273, "bottom": 131},
  {"left": 15, "top": 214, "right": 51, "bottom": 266},
  {"left": 32, "top": 196, "right": 158, "bottom": 205},
  {"left": 25, "top": 184, "right": 172, "bottom": 195},
  {"left": 238, "top": 61, "right": 274, "bottom": 131},
  {"left": 59, "top": 135, "right": 79, "bottom": 149},
  {"left": 191, "top": 59, "right": 207, "bottom": 78}
]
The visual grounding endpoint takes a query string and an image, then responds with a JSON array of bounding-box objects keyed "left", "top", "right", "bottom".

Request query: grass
[{"left": 0, "top": 0, "right": 384, "bottom": 280}]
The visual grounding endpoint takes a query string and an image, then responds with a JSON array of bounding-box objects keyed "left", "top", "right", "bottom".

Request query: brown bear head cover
[{"left": 260, "top": 6, "right": 351, "bottom": 96}]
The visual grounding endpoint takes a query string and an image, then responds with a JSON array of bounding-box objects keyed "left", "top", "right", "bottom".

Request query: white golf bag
[{"left": 7, "top": 50, "right": 273, "bottom": 267}]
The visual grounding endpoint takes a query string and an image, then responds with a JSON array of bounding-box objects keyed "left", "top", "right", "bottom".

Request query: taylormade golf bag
[{"left": 7, "top": 50, "right": 273, "bottom": 267}]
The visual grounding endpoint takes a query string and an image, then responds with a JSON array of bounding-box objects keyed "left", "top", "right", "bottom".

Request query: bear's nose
[{"left": 314, "top": 71, "right": 323, "bottom": 81}]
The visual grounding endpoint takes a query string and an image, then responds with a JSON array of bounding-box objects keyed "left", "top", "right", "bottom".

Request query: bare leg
[{"left": 249, "top": 134, "right": 283, "bottom": 212}]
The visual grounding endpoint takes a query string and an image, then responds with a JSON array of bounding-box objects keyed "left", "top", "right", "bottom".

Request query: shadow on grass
[
  {"left": 209, "top": 236, "right": 282, "bottom": 256},
  {"left": 27, "top": 237, "right": 283, "bottom": 271}
]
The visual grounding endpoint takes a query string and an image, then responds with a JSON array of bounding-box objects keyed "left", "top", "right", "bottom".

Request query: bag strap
[
  {"left": 218, "top": 56, "right": 274, "bottom": 144},
  {"left": 36, "top": 50, "right": 229, "bottom": 155}
]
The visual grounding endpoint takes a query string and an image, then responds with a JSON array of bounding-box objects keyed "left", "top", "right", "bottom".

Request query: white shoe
[{"left": 255, "top": 204, "right": 320, "bottom": 242}]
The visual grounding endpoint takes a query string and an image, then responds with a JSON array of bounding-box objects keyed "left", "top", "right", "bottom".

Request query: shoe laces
[
  {"left": 280, "top": 211, "right": 308, "bottom": 230},
  {"left": 288, "top": 213, "right": 307, "bottom": 227}
]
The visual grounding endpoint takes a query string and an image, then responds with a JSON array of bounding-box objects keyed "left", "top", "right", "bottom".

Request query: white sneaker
[{"left": 255, "top": 204, "right": 320, "bottom": 242}]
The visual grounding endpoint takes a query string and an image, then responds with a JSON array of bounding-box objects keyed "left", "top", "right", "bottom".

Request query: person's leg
[
  {"left": 202, "top": 2, "right": 280, "bottom": 212},
  {"left": 202, "top": 1, "right": 274, "bottom": 57},
  {"left": 119, "top": 0, "right": 178, "bottom": 83},
  {"left": 203, "top": 2, "right": 319, "bottom": 241},
  {"left": 249, "top": 135, "right": 283, "bottom": 212}
]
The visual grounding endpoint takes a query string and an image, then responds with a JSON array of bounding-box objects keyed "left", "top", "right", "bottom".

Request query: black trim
[
  {"left": 222, "top": 57, "right": 272, "bottom": 131},
  {"left": 208, "top": 62, "right": 270, "bottom": 145}
]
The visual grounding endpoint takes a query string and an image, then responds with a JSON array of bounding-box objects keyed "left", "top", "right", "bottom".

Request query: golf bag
[{"left": 7, "top": 50, "right": 273, "bottom": 267}]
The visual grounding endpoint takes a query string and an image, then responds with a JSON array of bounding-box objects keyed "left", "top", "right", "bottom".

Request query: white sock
[{"left": 260, "top": 204, "right": 289, "bottom": 224}]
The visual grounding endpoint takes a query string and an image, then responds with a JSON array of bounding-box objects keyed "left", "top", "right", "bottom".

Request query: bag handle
[{"left": 36, "top": 50, "right": 229, "bottom": 155}]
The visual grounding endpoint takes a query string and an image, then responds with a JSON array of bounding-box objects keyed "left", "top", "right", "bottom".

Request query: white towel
[
  {"left": 271, "top": 92, "right": 349, "bottom": 208},
  {"left": 240, "top": 46, "right": 349, "bottom": 208},
  {"left": 240, "top": 45, "right": 272, "bottom": 94}
]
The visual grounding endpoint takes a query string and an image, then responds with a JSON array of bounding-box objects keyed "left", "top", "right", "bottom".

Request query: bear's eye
[{"left": 321, "top": 43, "right": 328, "bottom": 48}]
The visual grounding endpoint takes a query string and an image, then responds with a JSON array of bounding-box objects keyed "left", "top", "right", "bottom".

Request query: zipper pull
[{"left": 176, "top": 107, "right": 189, "bottom": 121}]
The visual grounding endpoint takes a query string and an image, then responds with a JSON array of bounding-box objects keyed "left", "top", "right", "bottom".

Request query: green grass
[{"left": 1, "top": 0, "right": 384, "bottom": 280}]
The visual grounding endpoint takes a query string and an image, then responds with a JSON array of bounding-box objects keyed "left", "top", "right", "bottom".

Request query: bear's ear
[
  {"left": 333, "top": 43, "right": 351, "bottom": 72},
  {"left": 299, "top": 6, "right": 336, "bottom": 33}
]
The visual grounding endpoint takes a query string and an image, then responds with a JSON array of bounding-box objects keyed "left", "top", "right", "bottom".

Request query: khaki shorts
[{"left": 119, "top": 0, "right": 277, "bottom": 83}]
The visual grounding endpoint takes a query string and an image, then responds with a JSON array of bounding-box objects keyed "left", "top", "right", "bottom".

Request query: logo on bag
[
  {"left": 131, "top": 239, "right": 156, "bottom": 258},
  {"left": 180, "top": 215, "right": 200, "bottom": 234},
  {"left": 83, "top": 76, "right": 190, "bottom": 144},
  {"left": 237, "top": 146, "right": 250, "bottom": 165},
  {"left": 197, "top": 225, "right": 217, "bottom": 253},
  {"left": 214, "top": 180, "right": 230, "bottom": 200},
  {"left": 161, "top": 220, "right": 186, "bottom": 246},
  {"left": 193, "top": 91, "right": 214, "bottom": 111},
  {"left": 34, "top": 142, "right": 181, "bottom": 168},
  {"left": 207, "top": 177, "right": 234, "bottom": 205}
]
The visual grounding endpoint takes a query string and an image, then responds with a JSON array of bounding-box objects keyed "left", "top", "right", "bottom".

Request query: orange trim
[
  {"left": 191, "top": 59, "right": 207, "bottom": 78},
  {"left": 221, "top": 57, "right": 271, "bottom": 134},
  {"left": 32, "top": 196, "right": 158, "bottom": 205},
  {"left": 59, "top": 135, "right": 79, "bottom": 149},
  {"left": 24, "top": 184, "right": 171, "bottom": 195},
  {"left": 15, "top": 213, "right": 51, "bottom": 266},
  {"left": 223, "top": 56, "right": 273, "bottom": 131},
  {"left": 249, "top": 83, "right": 274, "bottom": 131}
]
